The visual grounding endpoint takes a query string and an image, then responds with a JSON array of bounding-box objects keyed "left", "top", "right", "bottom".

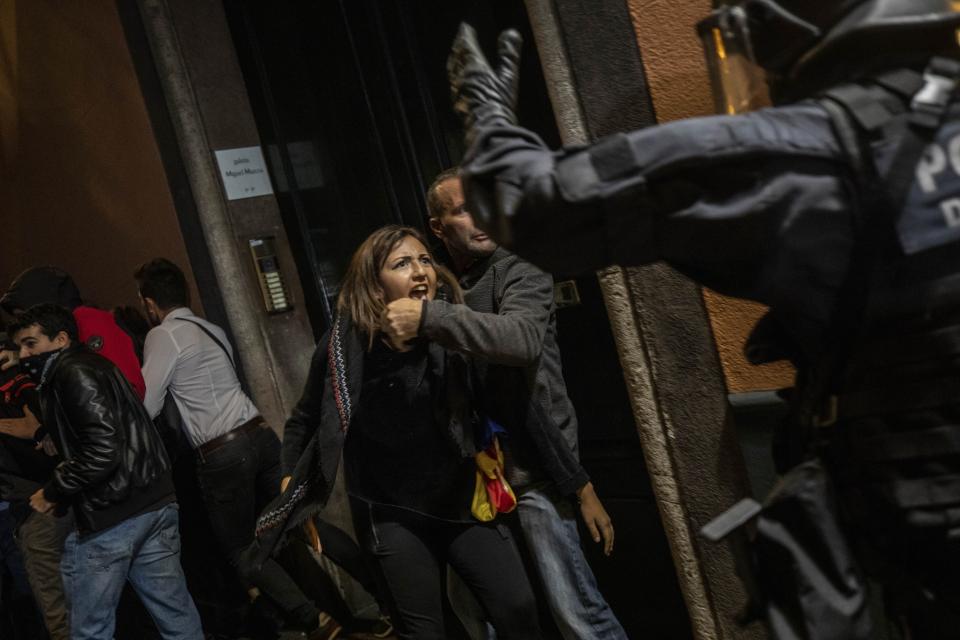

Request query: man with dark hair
[
  {"left": 9, "top": 303, "right": 202, "bottom": 639},
  {"left": 382, "top": 169, "right": 626, "bottom": 639},
  {"left": 134, "top": 258, "right": 348, "bottom": 640},
  {"left": 134, "top": 259, "right": 190, "bottom": 319}
]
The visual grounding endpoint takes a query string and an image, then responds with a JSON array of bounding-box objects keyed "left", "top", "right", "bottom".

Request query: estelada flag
[{"left": 471, "top": 418, "right": 517, "bottom": 522}]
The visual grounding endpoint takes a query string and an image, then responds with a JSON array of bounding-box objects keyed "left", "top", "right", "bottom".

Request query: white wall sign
[{"left": 214, "top": 146, "right": 274, "bottom": 200}]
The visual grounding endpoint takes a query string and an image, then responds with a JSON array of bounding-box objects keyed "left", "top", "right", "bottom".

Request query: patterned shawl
[{"left": 242, "top": 314, "right": 362, "bottom": 570}]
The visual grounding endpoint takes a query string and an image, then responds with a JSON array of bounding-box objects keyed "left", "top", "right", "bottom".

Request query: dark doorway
[
  {"left": 221, "top": 0, "right": 566, "bottom": 336},
  {"left": 224, "top": 1, "right": 691, "bottom": 637}
]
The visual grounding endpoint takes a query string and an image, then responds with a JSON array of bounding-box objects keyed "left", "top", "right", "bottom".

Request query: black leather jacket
[{"left": 40, "top": 345, "right": 173, "bottom": 533}]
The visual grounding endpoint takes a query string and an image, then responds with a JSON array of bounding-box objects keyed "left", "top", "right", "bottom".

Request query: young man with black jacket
[
  {"left": 381, "top": 169, "right": 626, "bottom": 639},
  {"left": 10, "top": 304, "right": 202, "bottom": 640}
]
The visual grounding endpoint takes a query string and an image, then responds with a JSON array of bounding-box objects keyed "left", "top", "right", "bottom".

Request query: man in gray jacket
[{"left": 381, "top": 168, "right": 626, "bottom": 639}]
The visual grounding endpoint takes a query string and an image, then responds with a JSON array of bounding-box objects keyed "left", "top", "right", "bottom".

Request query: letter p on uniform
[{"left": 918, "top": 143, "right": 948, "bottom": 194}]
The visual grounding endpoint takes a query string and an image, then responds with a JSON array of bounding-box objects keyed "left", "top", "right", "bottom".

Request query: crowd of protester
[{"left": 0, "top": 169, "right": 621, "bottom": 640}]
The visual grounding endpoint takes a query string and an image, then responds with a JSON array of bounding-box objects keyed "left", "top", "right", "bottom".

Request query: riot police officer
[{"left": 447, "top": 1, "right": 960, "bottom": 638}]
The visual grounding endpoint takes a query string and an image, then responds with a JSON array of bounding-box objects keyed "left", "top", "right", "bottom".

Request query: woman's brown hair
[{"left": 337, "top": 225, "right": 461, "bottom": 348}]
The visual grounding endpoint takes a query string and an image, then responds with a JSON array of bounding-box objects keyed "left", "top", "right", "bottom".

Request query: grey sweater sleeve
[
  {"left": 460, "top": 104, "right": 850, "bottom": 290},
  {"left": 422, "top": 259, "right": 590, "bottom": 495},
  {"left": 421, "top": 262, "right": 551, "bottom": 366}
]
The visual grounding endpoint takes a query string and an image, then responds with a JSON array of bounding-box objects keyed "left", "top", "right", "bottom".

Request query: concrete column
[
  {"left": 135, "top": 0, "right": 314, "bottom": 430},
  {"left": 134, "top": 0, "right": 373, "bottom": 614},
  {"left": 525, "top": 1, "right": 763, "bottom": 638}
]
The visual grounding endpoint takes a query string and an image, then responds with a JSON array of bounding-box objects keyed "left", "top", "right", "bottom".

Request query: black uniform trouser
[{"left": 352, "top": 501, "right": 540, "bottom": 640}]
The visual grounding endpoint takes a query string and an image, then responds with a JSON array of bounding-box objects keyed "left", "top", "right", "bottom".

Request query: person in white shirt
[{"left": 135, "top": 258, "right": 344, "bottom": 640}]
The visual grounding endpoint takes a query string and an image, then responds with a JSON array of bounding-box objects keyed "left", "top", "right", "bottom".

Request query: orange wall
[
  {"left": 626, "top": 0, "right": 795, "bottom": 392},
  {"left": 0, "top": 0, "right": 199, "bottom": 315}
]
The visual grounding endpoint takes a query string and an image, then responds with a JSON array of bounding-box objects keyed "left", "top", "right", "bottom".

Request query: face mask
[{"left": 20, "top": 349, "right": 62, "bottom": 386}]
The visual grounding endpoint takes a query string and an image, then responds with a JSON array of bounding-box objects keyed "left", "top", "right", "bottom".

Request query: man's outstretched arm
[{"left": 449, "top": 25, "right": 852, "bottom": 291}]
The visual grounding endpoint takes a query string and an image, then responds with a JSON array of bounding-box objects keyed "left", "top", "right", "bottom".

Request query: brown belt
[{"left": 197, "top": 417, "right": 265, "bottom": 460}]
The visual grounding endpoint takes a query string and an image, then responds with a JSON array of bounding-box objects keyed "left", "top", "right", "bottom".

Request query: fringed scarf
[{"left": 242, "top": 314, "right": 361, "bottom": 570}]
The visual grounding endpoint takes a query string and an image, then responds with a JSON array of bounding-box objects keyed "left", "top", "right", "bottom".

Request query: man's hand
[
  {"left": 29, "top": 488, "right": 55, "bottom": 514},
  {"left": 578, "top": 482, "right": 614, "bottom": 556},
  {"left": 381, "top": 299, "right": 423, "bottom": 352},
  {"left": 0, "top": 349, "right": 18, "bottom": 371},
  {"left": 0, "top": 406, "right": 40, "bottom": 440},
  {"left": 447, "top": 24, "right": 523, "bottom": 144}
]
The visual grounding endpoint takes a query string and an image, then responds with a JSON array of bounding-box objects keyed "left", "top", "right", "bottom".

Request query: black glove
[{"left": 447, "top": 23, "right": 523, "bottom": 145}]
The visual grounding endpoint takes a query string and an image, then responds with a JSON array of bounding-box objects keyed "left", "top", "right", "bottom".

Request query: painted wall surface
[
  {"left": 626, "top": 0, "right": 795, "bottom": 392},
  {"left": 0, "top": 0, "right": 198, "bottom": 314}
]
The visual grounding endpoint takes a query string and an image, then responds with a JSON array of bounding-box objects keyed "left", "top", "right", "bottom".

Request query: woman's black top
[{"left": 344, "top": 338, "right": 476, "bottom": 522}]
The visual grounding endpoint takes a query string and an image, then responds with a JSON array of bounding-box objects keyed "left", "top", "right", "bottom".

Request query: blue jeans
[
  {"left": 517, "top": 484, "right": 627, "bottom": 640},
  {"left": 60, "top": 504, "right": 203, "bottom": 640}
]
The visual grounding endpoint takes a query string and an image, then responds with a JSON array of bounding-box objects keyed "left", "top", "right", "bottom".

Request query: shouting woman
[{"left": 249, "top": 225, "right": 540, "bottom": 640}]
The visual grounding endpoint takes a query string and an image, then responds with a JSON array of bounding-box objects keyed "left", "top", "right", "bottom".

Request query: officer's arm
[
  {"left": 461, "top": 104, "right": 850, "bottom": 289},
  {"left": 421, "top": 264, "right": 551, "bottom": 366}
]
